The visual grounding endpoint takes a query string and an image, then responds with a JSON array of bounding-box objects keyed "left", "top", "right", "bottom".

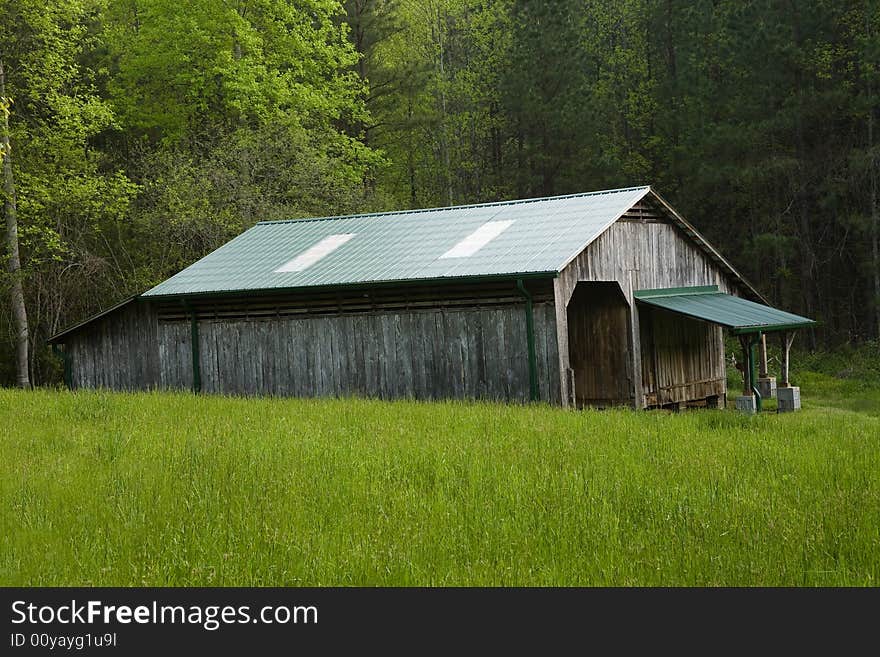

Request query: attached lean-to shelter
[{"left": 49, "top": 186, "right": 814, "bottom": 409}]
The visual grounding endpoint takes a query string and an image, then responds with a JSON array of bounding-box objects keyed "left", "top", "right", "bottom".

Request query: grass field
[{"left": 2, "top": 368, "right": 878, "bottom": 586}]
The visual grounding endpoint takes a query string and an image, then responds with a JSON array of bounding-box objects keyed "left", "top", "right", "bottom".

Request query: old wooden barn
[{"left": 49, "top": 186, "right": 814, "bottom": 409}]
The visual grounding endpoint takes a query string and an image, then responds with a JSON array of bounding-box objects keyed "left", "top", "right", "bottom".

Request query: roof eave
[
  {"left": 48, "top": 294, "right": 142, "bottom": 344},
  {"left": 730, "top": 321, "right": 818, "bottom": 335},
  {"left": 142, "top": 271, "right": 561, "bottom": 301}
]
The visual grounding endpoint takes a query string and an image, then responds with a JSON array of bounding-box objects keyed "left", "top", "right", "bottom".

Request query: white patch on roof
[
  {"left": 440, "top": 220, "right": 514, "bottom": 259},
  {"left": 274, "top": 233, "right": 356, "bottom": 273}
]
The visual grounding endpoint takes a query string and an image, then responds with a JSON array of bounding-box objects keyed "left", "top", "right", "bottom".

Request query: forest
[{"left": 1, "top": 0, "right": 878, "bottom": 386}]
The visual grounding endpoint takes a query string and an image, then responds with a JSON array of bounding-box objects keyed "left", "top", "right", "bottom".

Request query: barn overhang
[
  {"left": 633, "top": 286, "right": 814, "bottom": 335},
  {"left": 635, "top": 285, "right": 815, "bottom": 412}
]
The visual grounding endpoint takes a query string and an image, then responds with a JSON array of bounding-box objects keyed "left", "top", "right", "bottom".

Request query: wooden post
[
  {"left": 777, "top": 331, "right": 800, "bottom": 412},
  {"left": 759, "top": 333, "right": 769, "bottom": 378},
  {"left": 780, "top": 331, "right": 795, "bottom": 387},
  {"left": 566, "top": 367, "right": 576, "bottom": 408},
  {"left": 627, "top": 273, "right": 644, "bottom": 409},
  {"left": 553, "top": 278, "right": 573, "bottom": 409}
]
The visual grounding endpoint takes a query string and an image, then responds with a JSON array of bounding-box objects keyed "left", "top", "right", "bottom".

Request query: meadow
[{"left": 2, "top": 361, "right": 878, "bottom": 586}]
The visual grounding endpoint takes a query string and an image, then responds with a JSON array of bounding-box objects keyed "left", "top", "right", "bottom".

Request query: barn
[{"left": 49, "top": 186, "right": 814, "bottom": 410}]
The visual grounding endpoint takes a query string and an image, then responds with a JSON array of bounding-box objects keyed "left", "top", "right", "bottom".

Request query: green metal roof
[
  {"left": 634, "top": 286, "right": 815, "bottom": 334},
  {"left": 143, "top": 187, "right": 652, "bottom": 297}
]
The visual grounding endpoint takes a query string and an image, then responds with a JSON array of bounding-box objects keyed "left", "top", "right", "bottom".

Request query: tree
[
  {"left": 0, "top": 0, "right": 137, "bottom": 384},
  {"left": 0, "top": 58, "right": 28, "bottom": 387},
  {"left": 99, "top": 0, "right": 382, "bottom": 276}
]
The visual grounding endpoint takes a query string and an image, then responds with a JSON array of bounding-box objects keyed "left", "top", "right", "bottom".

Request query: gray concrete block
[
  {"left": 777, "top": 386, "right": 801, "bottom": 413},
  {"left": 757, "top": 376, "right": 777, "bottom": 399},
  {"left": 736, "top": 395, "right": 757, "bottom": 415}
]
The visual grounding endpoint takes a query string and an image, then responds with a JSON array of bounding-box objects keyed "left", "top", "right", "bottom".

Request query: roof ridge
[{"left": 255, "top": 185, "right": 651, "bottom": 226}]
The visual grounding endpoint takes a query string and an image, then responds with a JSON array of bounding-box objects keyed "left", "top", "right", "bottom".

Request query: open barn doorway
[{"left": 566, "top": 281, "right": 633, "bottom": 408}]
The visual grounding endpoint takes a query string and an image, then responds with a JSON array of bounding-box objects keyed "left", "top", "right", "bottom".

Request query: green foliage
[
  {"left": 795, "top": 340, "right": 880, "bottom": 385},
  {"left": 99, "top": 0, "right": 384, "bottom": 284},
  {"left": 103, "top": 0, "right": 367, "bottom": 143},
  {"left": 125, "top": 122, "right": 380, "bottom": 282},
  {"left": 0, "top": 0, "right": 136, "bottom": 265},
  {"left": 2, "top": 387, "right": 878, "bottom": 585},
  {"left": 356, "top": 0, "right": 880, "bottom": 345},
  {"left": 0, "top": 0, "right": 138, "bottom": 381},
  {"left": 726, "top": 335, "right": 880, "bottom": 387}
]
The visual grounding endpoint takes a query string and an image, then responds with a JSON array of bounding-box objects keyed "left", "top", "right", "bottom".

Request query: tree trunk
[
  {"left": 0, "top": 58, "right": 30, "bottom": 388},
  {"left": 869, "top": 11, "right": 880, "bottom": 340},
  {"left": 433, "top": 6, "right": 453, "bottom": 207},
  {"left": 871, "top": 99, "right": 879, "bottom": 340},
  {"left": 664, "top": 0, "right": 682, "bottom": 190},
  {"left": 407, "top": 95, "right": 416, "bottom": 208},
  {"left": 789, "top": 6, "right": 817, "bottom": 349}
]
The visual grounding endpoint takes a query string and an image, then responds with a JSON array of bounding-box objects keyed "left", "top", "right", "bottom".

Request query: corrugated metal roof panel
[
  {"left": 143, "top": 186, "right": 651, "bottom": 297},
  {"left": 634, "top": 286, "right": 815, "bottom": 333}
]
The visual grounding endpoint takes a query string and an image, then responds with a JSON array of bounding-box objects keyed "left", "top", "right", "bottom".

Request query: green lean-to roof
[
  {"left": 634, "top": 286, "right": 815, "bottom": 334},
  {"left": 143, "top": 186, "right": 653, "bottom": 297}
]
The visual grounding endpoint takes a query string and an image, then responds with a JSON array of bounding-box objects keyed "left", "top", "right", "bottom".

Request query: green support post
[
  {"left": 183, "top": 299, "right": 201, "bottom": 393},
  {"left": 516, "top": 279, "right": 539, "bottom": 402},
  {"left": 738, "top": 333, "right": 762, "bottom": 413},
  {"left": 749, "top": 334, "right": 762, "bottom": 412},
  {"left": 52, "top": 344, "right": 72, "bottom": 389}
]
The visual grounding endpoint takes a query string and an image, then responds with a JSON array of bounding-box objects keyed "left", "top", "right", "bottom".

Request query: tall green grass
[{"left": 1, "top": 385, "right": 878, "bottom": 586}]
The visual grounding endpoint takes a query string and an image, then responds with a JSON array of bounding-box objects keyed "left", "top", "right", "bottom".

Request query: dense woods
[{"left": 1, "top": 0, "right": 878, "bottom": 385}]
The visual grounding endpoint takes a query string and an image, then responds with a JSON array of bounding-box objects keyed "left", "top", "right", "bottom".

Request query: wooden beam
[
  {"left": 552, "top": 278, "right": 572, "bottom": 408},
  {"left": 759, "top": 333, "right": 769, "bottom": 378},
  {"left": 780, "top": 331, "right": 796, "bottom": 387},
  {"left": 628, "top": 273, "right": 645, "bottom": 409}
]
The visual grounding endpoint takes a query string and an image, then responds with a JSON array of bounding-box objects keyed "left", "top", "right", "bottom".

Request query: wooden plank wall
[
  {"left": 555, "top": 205, "right": 733, "bottom": 408},
  {"left": 157, "top": 321, "right": 193, "bottom": 391},
  {"left": 172, "top": 301, "right": 560, "bottom": 403},
  {"left": 65, "top": 301, "right": 161, "bottom": 390},
  {"left": 556, "top": 218, "right": 735, "bottom": 305},
  {"left": 639, "top": 306, "right": 726, "bottom": 407},
  {"left": 63, "top": 281, "right": 562, "bottom": 404}
]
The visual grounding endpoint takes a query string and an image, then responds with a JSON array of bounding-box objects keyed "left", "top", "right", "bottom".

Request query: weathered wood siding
[
  {"left": 555, "top": 210, "right": 733, "bottom": 407},
  {"left": 155, "top": 301, "right": 560, "bottom": 403},
  {"left": 639, "top": 306, "right": 726, "bottom": 407},
  {"left": 65, "top": 301, "right": 160, "bottom": 390},
  {"left": 157, "top": 321, "right": 194, "bottom": 391},
  {"left": 62, "top": 281, "right": 561, "bottom": 403},
  {"left": 556, "top": 219, "right": 735, "bottom": 306}
]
